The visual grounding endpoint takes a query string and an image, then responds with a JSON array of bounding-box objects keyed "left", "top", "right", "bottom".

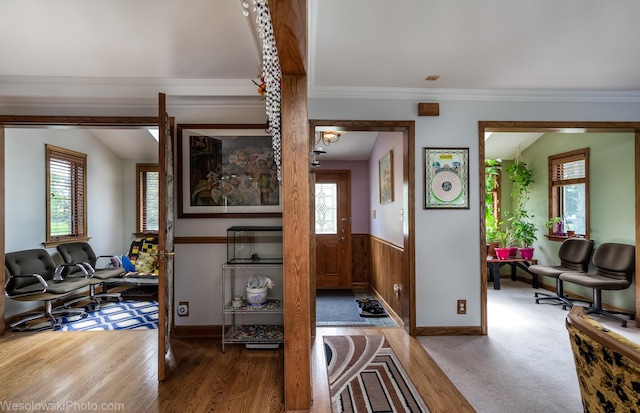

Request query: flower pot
[
  {"left": 519, "top": 247, "right": 535, "bottom": 260},
  {"left": 487, "top": 242, "right": 500, "bottom": 257},
  {"left": 494, "top": 247, "right": 511, "bottom": 260},
  {"left": 567, "top": 230, "right": 576, "bottom": 237},
  {"left": 246, "top": 287, "right": 268, "bottom": 307},
  {"left": 508, "top": 247, "right": 518, "bottom": 258}
]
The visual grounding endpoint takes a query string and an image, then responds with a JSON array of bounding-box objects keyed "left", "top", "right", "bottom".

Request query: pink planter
[
  {"left": 519, "top": 247, "right": 535, "bottom": 260},
  {"left": 508, "top": 247, "right": 518, "bottom": 258},
  {"left": 494, "top": 247, "right": 511, "bottom": 260}
]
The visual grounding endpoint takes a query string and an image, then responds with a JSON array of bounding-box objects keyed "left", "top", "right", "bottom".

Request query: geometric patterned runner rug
[
  {"left": 59, "top": 300, "right": 158, "bottom": 331},
  {"left": 324, "top": 335, "right": 430, "bottom": 412}
]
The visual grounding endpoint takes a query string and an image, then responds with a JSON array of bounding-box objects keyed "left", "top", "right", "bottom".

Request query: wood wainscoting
[
  {"left": 370, "top": 235, "right": 404, "bottom": 321},
  {"left": 351, "top": 234, "right": 370, "bottom": 287}
]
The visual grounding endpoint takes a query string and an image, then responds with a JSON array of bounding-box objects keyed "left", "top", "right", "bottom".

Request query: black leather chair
[
  {"left": 560, "top": 242, "right": 636, "bottom": 327},
  {"left": 56, "top": 242, "right": 125, "bottom": 309},
  {"left": 528, "top": 238, "right": 594, "bottom": 307},
  {"left": 5, "top": 249, "right": 91, "bottom": 330}
]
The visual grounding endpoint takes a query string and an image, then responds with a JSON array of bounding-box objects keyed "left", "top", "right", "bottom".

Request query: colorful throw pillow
[
  {"left": 121, "top": 255, "right": 136, "bottom": 272},
  {"left": 134, "top": 253, "right": 158, "bottom": 274},
  {"left": 128, "top": 238, "right": 146, "bottom": 259}
]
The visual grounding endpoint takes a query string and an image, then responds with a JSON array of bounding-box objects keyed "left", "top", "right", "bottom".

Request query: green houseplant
[
  {"left": 506, "top": 159, "right": 538, "bottom": 259},
  {"left": 545, "top": 216, "right": 564, "bottom": 236},
  {"left": 493, "top": 227, "right": 516, "bottom": 259},
  {"left": 485, "top": 159, "right": 502, "bottom": 255}
]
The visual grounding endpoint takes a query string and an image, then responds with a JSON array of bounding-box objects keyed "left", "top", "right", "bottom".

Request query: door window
[{"left": 315, "top": 183, "right": 337, "bottom": 234}]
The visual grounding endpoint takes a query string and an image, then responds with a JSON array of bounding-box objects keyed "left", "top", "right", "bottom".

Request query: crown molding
[
  {"left": 308, "top": 85, "right": 640, "bottom": 103},
  {"left": 0, "top": 76, "right": 265, "bottom": 110},
  {"left": 0, "top": 76, "right": 256, "bottom": 98}
]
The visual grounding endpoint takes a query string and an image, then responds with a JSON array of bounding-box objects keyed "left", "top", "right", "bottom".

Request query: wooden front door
[{"left": 315, "top": 171, "right": 352, "bottom": 288}]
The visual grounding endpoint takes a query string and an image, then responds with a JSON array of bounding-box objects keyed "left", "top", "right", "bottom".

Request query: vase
[
  {"left": 519, "top": 247, "right": 535, "bottom": 260},
  {"left": 487, "top": 242, "right": 500, "bottom": 257},
  {"left": 494, "top": 247, "right": 511, "bottom": 260},
  {"left": 246, "top": 287, "right": 268, "bottom": 307}
]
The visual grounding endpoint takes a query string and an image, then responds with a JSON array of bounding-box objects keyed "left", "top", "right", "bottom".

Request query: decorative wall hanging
[
  {"left": 177, "top": 124, "right": 282, "bottom": 218},
  {"left": 379, "top": 150, "right": 394, "bottom": 204},
  {"left": 244, "top": 0, "right": 282, "bottom": 183},
  {"left": 424, "top": 147, "right": 469, "bottom": 209}
]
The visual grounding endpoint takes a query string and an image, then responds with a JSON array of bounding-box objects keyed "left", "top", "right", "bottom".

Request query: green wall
[{"left": 510, "top": 133, "right": 635, "bottom": 310}]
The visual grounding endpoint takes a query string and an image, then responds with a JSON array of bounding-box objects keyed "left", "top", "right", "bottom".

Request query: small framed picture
[
  {"left": 379, "top": 150, "right": 394, "bottom": 204},
  {"left": 424, "top": 147, "right": 469, "bottom": 209}
]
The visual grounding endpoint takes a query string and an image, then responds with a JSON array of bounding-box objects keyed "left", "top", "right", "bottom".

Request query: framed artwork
[
  {"left": 379, "top": 150, "right": 394, "bottom": 204},
  {"left": 424, "top": 147, "right": 469, "bottom": 209},
  {"left": 177, "top": 124, "right": 281, "bottom": 218}
]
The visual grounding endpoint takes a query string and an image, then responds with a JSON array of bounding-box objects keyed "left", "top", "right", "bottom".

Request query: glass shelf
[
  {"left": 223, "top": 325, "right": 284, "bottom": 343},
  {"left": 223, "top": 299, "right": 282, "bottom": 313}
]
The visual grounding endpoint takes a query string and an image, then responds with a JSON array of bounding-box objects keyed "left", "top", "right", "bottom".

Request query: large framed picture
[
  {"left": 424, "top": 147, "right": 469, "bottom": 209},
  {"left": 177, "top": 124, "right": 281, "bottom": 218},
  {"left": 379, "top": 150, "right": 394, "bottom": 204}
]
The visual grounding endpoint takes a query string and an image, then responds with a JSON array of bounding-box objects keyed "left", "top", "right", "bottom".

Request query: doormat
[{"left": 324, "top": 335, "right": 429, "bottom": 412}]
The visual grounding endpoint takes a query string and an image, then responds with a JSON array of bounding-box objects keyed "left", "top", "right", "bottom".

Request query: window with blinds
[
  {"left": 46, "top": 145, "right": 87, "bottom": 244},
  {"left": 136, "top": 164, "right": 159, "bottom": 234},
  {"left": 548, "top": 148, "right": 590, "bottom": 238}
]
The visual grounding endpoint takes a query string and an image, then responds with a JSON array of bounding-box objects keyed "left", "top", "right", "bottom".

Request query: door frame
[
  {"left": 0, "top": 115, "right": 158, "bottom": 337},
  {"left": 479, "top": 120, "right": 640, "bottom": 333},
  {"left": 309, "top": 119, "right": 416, "bottom": 334}
]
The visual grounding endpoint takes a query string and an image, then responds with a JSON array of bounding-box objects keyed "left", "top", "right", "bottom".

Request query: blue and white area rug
[{"left": 59, "top": 300, "right": 158, "bottom": 331}]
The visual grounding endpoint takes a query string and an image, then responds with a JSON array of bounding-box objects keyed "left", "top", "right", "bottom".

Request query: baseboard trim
[
  {"left": 172, "top": 325, "right": 221, "bottom": 338},
  {"left": 415, "top": 326, "right": 484, "bottom": 336}
]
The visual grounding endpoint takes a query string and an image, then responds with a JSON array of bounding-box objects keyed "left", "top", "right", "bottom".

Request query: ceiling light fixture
[
  {"left": 425, "top": 75, "right": 440, "bottom": 81},
  {"left": 315, "top": 131, "right": 346, "bottom": 147}
]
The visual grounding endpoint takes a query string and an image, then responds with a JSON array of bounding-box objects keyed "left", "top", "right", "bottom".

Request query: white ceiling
[{"left": 1, "top": 1, "right": 640, "bottom": 160}]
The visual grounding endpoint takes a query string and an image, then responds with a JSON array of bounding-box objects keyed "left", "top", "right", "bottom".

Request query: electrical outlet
[
  {"left": 457, "top": 299, "right": 466, "bottom": 314},
  {"left": 177, "top": 301, "right": 189, "bottom": 317}
]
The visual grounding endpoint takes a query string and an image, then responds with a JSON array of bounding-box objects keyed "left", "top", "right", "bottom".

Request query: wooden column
[
  {"left": 0, "top": 126, "right": 4, "bottom": 336},
  {"left": 281, "top": 75, "right": 311, "bottom": 409},
  {"left": 269, "top": 0, "right": 310, "bottom": 409}
]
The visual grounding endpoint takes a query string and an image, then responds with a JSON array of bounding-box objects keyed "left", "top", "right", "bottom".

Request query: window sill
[
  {"left": 545, "top": 234, "right": 587, "bottom": 242},
  {"left": 43, "top": 236, "right": 91, "bottom": 248}
]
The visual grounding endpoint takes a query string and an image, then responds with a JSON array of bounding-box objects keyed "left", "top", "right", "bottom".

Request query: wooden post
[{"left": 281, "top": 75, "right": 312, "bottom": 410}]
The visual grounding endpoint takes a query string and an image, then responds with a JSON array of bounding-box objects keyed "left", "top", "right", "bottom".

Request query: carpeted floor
[
  {"left": 324, "top": 334, "right": 429, "bottom": 413},
  {"left": 417, "top": 279, "right": 640, "bottom": 413}
]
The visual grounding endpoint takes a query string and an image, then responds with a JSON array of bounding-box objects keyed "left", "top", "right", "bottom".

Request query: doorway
[
  {"left": 309, "top": 119, "right": 415, "bottom": 333},
  {"left": 479, "top": 121, "right": 640, "bottom": 333}
]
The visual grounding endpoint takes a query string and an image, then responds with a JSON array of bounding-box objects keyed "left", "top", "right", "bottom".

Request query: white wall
[
  {"left": 369, "top": 131, "right": 404, "bottom": 247},
  {"left": 5, "top": 97, "right": 639, "bottom": 329},
  {"left": 5, "top": 128, "right": 125, "bottom": 316},
  {"left": 309, "top": 97, "right": 640, "bottom": 327}
]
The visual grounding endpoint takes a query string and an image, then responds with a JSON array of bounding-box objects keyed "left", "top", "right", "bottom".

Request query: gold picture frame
[{"left": 379, "top": 150, "right": 394, "bottom": 204}]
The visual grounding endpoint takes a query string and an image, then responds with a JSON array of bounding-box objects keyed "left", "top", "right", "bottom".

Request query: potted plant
[
  {"left": 506, "top": 159, "right": 537, "bottom": 259},
  {"left": 494, "top": 227, "right": 517, "bottom": 260},
  {"left": 485, "top": 159, "right": 502, "bottom": 256},
  {"left": 545, "top": 216, "right": 564, "bottom": 236}
]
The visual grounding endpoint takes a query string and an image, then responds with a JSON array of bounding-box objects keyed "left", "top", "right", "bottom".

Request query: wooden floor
[{"left": 0, "top": 327, "right": 474, "bottom": 413}]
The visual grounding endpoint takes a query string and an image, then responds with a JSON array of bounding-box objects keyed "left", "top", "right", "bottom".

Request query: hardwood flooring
[{"left": 0, "top": 327, "right": 473, "bottom": 412}]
